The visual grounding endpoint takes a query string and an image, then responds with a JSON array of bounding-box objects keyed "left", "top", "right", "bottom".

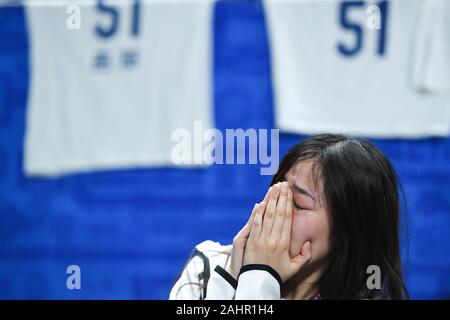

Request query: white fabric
[
  {"left": 235, "top": 269, "right": 281, "bottom": 300},
  {"left": 265, "top": 0, "right": 450, "bottom": 138},
  {"left": 169, "top": 240, "right": 281, "bottom": 300},
  {"left": 204, "top": 268, "right": 236, "bottom": 300},
  {"left": 413, "top": 0, "right": 450, "bottom": 94},
  {"left": 24, "top": 0, "right": 213, "bottom": 176},
  {"left": 169, "top": 240, "right": 232, "bottom": 300}
]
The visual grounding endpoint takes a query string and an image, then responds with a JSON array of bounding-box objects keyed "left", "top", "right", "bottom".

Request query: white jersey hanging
[
  {"left": 412, "top": 0, "right": 450, "bottom": 94},
  {"left": 24, "top": 0, "right": 214, "bottom": 176},
  {"left": 264, "top": 0, "right": 450, "bottom": 138}
]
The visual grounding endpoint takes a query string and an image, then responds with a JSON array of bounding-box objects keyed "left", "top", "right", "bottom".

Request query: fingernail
[{"left": 272, "top": 185, "right": 280, "bottom": 197}]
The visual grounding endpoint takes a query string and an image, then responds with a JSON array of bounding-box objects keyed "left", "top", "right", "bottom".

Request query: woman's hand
[
  {"left": 227, "top": 189, "right": 270, "bottom": 280},
  {"left": 243, "top": 182, "right": 312, "bottom": 283}
]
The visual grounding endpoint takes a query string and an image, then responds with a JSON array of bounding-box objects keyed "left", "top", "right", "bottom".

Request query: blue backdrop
[{"left": 0, "top": 1, "right": 449, "bottom": 299}]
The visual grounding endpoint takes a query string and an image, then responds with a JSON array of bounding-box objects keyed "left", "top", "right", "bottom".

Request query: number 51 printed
[{"left": 337, "top": 0, "right": 389, "bottom": 57}]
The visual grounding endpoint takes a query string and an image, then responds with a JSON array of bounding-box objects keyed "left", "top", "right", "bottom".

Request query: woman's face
[{"left": 284, "top": 160, "right": 331, "bottom": 265}]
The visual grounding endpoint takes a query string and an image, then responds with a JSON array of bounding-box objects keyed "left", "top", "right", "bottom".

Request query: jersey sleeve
[
  {"left": 169, "top": 242, "right": 282, "bottom": 300},
  {"left": 168, "top": 251, "right": 206, "bottom": 300},
  {"left": 204, "top": 265, "right": 237, "bottom": 300},
  {"left": 234, "top": 264, "right": 282, "bottom": 300},
  {"left": 168, "top": 240, "right": 233, "bottom": 300}
]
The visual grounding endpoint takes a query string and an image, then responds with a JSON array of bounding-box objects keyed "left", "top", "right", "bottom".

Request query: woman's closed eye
[{"left": 293, "top": 202, "right": 307, "bottom": 210}]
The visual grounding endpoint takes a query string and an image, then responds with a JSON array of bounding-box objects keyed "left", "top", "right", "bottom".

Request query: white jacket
[{"left": 168, "top": 240, "right": 282, "bottom": 300}]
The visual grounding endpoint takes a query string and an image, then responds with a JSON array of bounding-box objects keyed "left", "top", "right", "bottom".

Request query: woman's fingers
[
  {"left": 285, "top": 242, "right": 311, "bottom": 282},
  {"left": 261, "top": 183, "right": 280, "bottom": 238},
  {"left": 245, "top": 202, "right": 258, "bottom": 229},
  {"left": 235, "top": 203, "right": 258, "bottom": 241},
  {"left": 290, "top": 241, "right": 312, "bottom": 275},
  {"left": 241, "top": 187, "right": 272, "bottom": 233},
  {"left": 243, "top": 186, "right": 272, "bottom": 238},
  {"left": 248, "top": 201, "right": 266, "bottom": 242},
  {"left": 281, "top": 187, "right": 293, "bottom": 245},
  {"left": 262, "top": 186, "right": 271, "bottom": 204},
  {"left": 271, "top": 182, "right": 288, "bottom": 238},
  {"left": 244, "top": 184, "right": 274, "bottom": 243}
]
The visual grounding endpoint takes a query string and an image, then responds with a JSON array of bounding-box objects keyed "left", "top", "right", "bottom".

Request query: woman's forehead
[
  {"left": 285, "top": 160, "right": 323, "bottom": 200},
  {"left": 285, "top": 160, "right": 316, "bottom": 182}
]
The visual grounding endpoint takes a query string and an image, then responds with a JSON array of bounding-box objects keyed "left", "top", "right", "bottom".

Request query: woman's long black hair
[{"left": 271, "top": 133, "right": 409, "bottom": 299}]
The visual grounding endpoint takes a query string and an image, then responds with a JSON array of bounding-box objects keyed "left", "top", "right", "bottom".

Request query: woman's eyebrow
[
  {"left": 282, "top": 175, "right": 316, "bottom": 201},
  {"left": 292, "top": 184, "right": 316, "bottom": 201}
]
